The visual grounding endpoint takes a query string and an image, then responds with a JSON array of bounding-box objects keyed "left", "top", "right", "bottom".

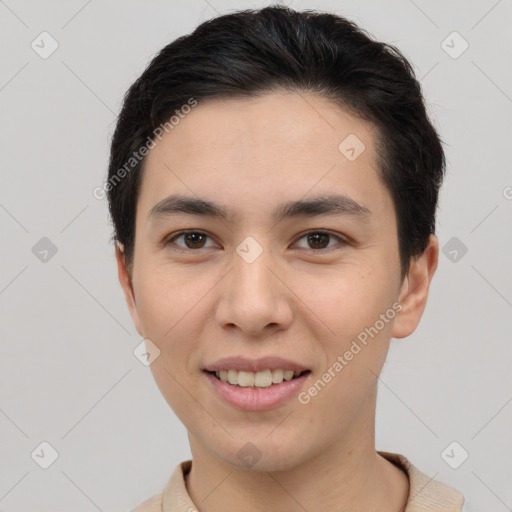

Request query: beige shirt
[{"left": 131, "top": 452, "right": 464, "bottom": 512}]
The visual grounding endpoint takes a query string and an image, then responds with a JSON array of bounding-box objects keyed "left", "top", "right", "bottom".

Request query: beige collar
[
  {"left": 378, "top": 452, "right": 464, "bottom": 511},
  {"left": 132, "top": 452, "right": 464, "bottom": 511}
]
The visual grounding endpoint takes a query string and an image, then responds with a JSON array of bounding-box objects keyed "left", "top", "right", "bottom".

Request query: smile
[
  {"left": 203, "top": 369, "right": 312, "bottom": 411},
  {"left": 209, "top": 369, "right": 309, "bottom": 388}
]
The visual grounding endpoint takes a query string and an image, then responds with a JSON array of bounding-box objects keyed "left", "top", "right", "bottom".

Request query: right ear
[{"left": 115, "top": 242, "right": 143, "bottom": 337}]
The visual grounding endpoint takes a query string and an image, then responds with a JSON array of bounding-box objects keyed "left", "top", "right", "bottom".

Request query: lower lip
[{"left": 204, "top": 371, "right": 310, "bottom": 411}]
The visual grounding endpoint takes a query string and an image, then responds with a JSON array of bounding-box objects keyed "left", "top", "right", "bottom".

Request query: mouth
[
  {"left": 202, "top": 356, "right": 312, "bottom": 410},
  {"left": 205, "top": 369, "right": 311, "bottom": 389},
  {"left": 203, "top": 367, "right": 312, "bottom": 411}
]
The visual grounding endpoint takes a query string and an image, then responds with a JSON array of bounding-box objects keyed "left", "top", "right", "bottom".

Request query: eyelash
[{"left": 161, "top": 229, "right": 348, "bottom": 254}]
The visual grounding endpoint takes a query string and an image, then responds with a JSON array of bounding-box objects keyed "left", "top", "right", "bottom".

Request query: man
[{"left": 107, "top": 6, "right": 465, "bottom": 511}]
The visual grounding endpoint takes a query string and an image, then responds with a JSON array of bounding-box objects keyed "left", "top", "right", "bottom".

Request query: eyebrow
[{"left": 147, "top": 193, "right": 371, "bottom": 224}]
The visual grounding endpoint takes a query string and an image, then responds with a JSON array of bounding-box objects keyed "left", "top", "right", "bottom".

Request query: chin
[{"left": 213, "top": 434, "right": 311, "bottom": 473}]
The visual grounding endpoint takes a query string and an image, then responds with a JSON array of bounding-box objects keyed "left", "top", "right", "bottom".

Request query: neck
[{"left": 185, "top": 407, "right": 408, "bottom": 512}]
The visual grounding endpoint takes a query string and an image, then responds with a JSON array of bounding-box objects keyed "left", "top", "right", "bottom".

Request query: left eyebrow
[
  {"left": 146, "top": 193, "right": 372, "bottom": 224},
  {"left": 273, "top": 194, "right": 372, "bottom": 222}
]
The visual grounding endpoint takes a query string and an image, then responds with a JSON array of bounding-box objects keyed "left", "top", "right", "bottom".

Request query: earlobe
[
  {"left": 115, "top": 242, "right": 143, "bottom": 336},
  {"left": 392, "top": 235, "right": 439, "bottom": 339}
]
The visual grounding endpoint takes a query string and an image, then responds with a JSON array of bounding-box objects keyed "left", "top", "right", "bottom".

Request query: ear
[
  {"left": 392, "top": 234, "right": 439, "bottom": 339},
  {"left": 115, "top": 242, "right": 143, "bottom": 337}
]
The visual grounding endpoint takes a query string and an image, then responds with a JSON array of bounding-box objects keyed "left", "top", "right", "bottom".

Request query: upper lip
[{"left": 203, "top": 356, "right": 309, "bottom": 373}]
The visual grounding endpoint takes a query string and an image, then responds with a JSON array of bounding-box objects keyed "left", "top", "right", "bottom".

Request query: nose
[{"left": 214, "top": 243, "right": 293, "bottom": 337}]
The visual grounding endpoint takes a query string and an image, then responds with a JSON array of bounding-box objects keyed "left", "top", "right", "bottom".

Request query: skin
[{"left": 116, "top": 91, "right": 439, "bottom": 512}]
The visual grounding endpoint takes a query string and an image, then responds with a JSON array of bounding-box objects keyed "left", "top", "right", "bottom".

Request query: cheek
[
  {"left": 310, "top": 266, "right": 398, "bottom": 397},
  {"left": 301, "top": 319, "right": 392, "bottom": 438},
  {"left": 135, "top": 266, "right": 201, "bottom": 334},
  {"left": 135, "top": 270, "right": 209, "bottom": 420},
  {"left": 133, "top": 271, "right": 199, "bottom": 374},
  {"left": 319, "top": 266, "right": 396, "bottom": 335}
]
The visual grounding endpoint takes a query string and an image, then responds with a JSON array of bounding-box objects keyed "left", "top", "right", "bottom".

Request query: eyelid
[
  {"left": 291, "top": 229, "right": 348, "bottom": 251},
  {"left": 162, "top": 229, "right": 349, "bottom": 252},
  {"left": 161, "top": 229, "right": 219, "bottom": 251}
]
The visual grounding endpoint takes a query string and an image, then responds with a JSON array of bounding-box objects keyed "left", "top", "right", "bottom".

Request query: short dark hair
[{"left": 107, "top": 5, "right": 445, "bottom": 278}]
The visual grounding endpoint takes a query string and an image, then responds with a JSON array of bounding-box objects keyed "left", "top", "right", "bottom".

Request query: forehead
[
  {"left": 137, "top": 91, "right": 392, "bottom": 225},
  {"left": 147, "top": 92, "right": 374, "bottom": 163}
]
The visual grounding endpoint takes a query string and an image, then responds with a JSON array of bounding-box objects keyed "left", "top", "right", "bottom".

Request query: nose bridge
[
  {"left": 232, "top": 235, "right": 276, "bottom": 301},
  {"left": 215, "top": 235, "right": 292, "bottom": 333},
  {"left": 237, "top": 244, "right": 273, "bottom": 294}
]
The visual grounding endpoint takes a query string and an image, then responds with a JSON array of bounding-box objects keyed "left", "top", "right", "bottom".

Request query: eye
[
  {"left": 162, "top": 229, "right": 347, "bottom": 253},
  {"left": 293, "top": 230, "right": 346, "bottom": 251},
  {"left": 163, "top": 230, "right": 218, "bottom": 252}
]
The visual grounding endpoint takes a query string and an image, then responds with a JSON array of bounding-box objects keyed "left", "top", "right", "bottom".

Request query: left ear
[{"left": 392, "top": 234, "right": 439, "bottom": 339}]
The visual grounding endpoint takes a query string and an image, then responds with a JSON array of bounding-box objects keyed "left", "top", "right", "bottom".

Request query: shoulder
[
  {"left": 379, "top": 451, "right": 465, "bottom": 511},
  {"left": 129, "top": 492, "right": 163, "bottom": 512},
  {"left": 129, "top": 460, "right": 192, "bottom": 512}
]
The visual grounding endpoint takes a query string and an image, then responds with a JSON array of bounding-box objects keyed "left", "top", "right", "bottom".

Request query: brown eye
[
  {"left": 165, "top": 231, "right": 217, "bottom": 251},
  {"left": 306, "top": 232, "right": 330, "bottom": 249},
  {"left": 294, "top": 231, "right": 344, "bottom": 251},
  {"left": 181, "top": 232, "right": 207, "bottom": 249}
]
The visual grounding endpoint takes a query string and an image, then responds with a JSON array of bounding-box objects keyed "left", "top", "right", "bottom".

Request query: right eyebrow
[{"left": 147, "top": 194, "right": 231, "bottom": 222}]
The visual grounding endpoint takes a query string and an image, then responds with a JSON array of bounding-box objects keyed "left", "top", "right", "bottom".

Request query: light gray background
[{"left": 1, "top": 0, "right": 511, "bottom": 510}]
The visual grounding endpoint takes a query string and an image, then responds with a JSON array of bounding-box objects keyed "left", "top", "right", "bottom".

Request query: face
[{"left": 116, "top": 91, "right": 437, "bottom": 472}]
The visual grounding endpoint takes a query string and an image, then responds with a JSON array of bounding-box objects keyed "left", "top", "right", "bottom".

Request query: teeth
[
  {"left": 271, "top": 369, "right": 283, "bottom": 383},
  {"left": 283, "top": 370, "right": 294, "bottom": 381},
  {"left": 255, "top": 369, "right": 272, "bottom": 387},
  {"left": 227, "top": 369, "right": 238, "bottom": 385},
  {"left": 238, "top": 371, "right": 255, "bottom": 387},
  {"left": 213, "top": 368, "right": 304, "bottom": 388}
]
